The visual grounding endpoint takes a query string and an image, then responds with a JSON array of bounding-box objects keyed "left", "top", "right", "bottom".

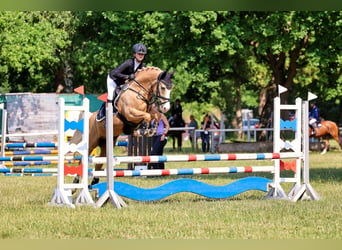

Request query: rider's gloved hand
[{"left": 128, "top": 74, "right": 135, "bottom": 80}]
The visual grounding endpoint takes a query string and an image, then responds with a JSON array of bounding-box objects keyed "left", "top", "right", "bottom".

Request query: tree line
[{"left": 0, "top": 11, "right": 341, "bottom": 130}]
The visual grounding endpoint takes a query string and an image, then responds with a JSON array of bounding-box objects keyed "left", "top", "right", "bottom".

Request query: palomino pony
[
  {"left": 309, "top": 120, "right": 342, "bottom": 154},
  {"left": 71, "top": 67, "right": 174, "bottom": 185}
]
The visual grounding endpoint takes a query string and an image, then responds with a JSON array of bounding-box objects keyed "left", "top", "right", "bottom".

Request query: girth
[{"left": 116, "top": 111, "right": 143, "bottom": 135}]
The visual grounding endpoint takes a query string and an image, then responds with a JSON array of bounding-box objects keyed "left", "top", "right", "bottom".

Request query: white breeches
[
  {"left": 309, "top": 118, "right": 317, "bottom": 125},
  {"left": 107, "top": 75, "right": 117, "bottom": 101}
]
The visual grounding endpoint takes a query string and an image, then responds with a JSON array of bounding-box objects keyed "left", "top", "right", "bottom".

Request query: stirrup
[{"left": 96, "top": 116, "right": 105, "bottom": 122}]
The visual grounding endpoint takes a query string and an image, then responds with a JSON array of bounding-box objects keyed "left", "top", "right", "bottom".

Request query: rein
[{"left": 128, "top": 78, "right": 170, "bottom": 107}]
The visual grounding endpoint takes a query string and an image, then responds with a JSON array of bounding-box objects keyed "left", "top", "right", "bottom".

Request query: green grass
[{"left": 0, "top": 141, "right": 341, "bottom": 239}]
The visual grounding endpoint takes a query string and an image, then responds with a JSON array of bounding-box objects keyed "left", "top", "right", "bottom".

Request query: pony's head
[{"left": 156, "top": 70, "right": 174, "bottom": 113}]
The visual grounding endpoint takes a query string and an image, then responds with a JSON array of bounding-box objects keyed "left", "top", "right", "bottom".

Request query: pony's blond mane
[{"left": 136, "top": 66, "right": 162, "bottom": 75}]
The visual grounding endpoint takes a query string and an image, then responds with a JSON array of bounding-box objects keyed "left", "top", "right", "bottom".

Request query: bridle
[
  {"left": 127, "top": 77, "right": 171, "bottom": 108},
  {"left": 153, "top": 79, "right": 172, "bottom": 106}
]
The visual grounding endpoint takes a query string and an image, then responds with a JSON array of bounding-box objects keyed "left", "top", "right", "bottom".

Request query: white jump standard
[{"left": 48, "top": 98, "right": 94, "bottom": 208}]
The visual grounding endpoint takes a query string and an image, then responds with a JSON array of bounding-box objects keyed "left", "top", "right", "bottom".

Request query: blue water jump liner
[{"left": 92, "top": 177, "right": 273, "bottom": 201}]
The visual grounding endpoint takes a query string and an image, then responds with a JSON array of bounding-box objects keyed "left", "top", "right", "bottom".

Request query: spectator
[
  {"left": 149, "top": 109, "right": 170, "bottom": 169},
  {"left": 201, "top": 114, "right": 212, "bottom": 153},
  {"left": 170, "top": 98, "right": 183, "bottom": 125},
  {"left": 188, "top": 114, "right": 199, "bottom": 144},
  {"left": 211, "top": 120, "right": 220, "bottom": 153},
  {"left": 168, "top": 98, "right": 184, "bottom": 151}
]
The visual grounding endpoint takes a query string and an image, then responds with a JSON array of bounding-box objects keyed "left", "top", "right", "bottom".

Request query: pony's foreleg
[
  {"left": 321, "top": 139, "right": 328, "bottom": 155},
  {"left": 90, "top": 142, "right": 106, "bottom": 186},
  {"left": 125, "top": 108, "right": 153, "bottom": 124},
  {"left": 320, "top": 138, "right": 331, "bottom": 155}
]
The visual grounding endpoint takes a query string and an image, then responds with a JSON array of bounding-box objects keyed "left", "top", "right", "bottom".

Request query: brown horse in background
[
  {"left": 309, "top": 120, "right": 342, "bottom": 154},
  {"left": 71, "top": 67, "right": 174, "bottom": 184}
]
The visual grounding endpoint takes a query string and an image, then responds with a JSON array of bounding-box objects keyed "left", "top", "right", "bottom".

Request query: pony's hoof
[
  {"left": 138, "top": 128, "right": 147, "bottom": 136},
  {"left": 88, "top": 177, "right": 100, "bottom": 190},
  {"left": 90, "top": 177, "right": 100, "bottom": 186},
  {"left": 73, "top": 175, "right": 80, "bottom": 184},
  {"left": 71, "top": 175, "right": 80, "bottom": 194},
  {"left": 147, "top": 129, "right": 156, "bottom": 137}
]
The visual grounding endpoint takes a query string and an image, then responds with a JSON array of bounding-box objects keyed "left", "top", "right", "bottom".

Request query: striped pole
[
  {"left": 5, "top": 149, "right": 59, "bottom": 156},
  {"left": 4, "top": 159, "right": 79, "bottom": 167},
  {"left": 1, "top": 168, "right": 124, "bottom": 174},
  {"left": 0, "top": 155, "right": 82, "bottom": 161},
  {"left": 1, "top": 166, "right": 273, "bottom": 175},
  {"left": 92, "top": 166, "right": 275, "bottom": 177},
  {"left": 4, "top": 173, "right": 59, "bottom": 177},
  {"left": 0, "top": 168, "right": 59, "bottom": 173},
  {"left": 1, "top": 165, "right": 274, "bottom": 177},
  {"left": 5, "top": 141, "right": 126, "bottom": 149},
  {"left": 5, "top": 142, "right": 58, "bottom": 148},
  {"left": 90, "top": 152, "right": 301, "bottom": 165},
  {"left": 116, "top": 141, "right": 128, "bottom": 147},
  {"left": 0, "top": 168, "right": 92, "bottom": 174}
]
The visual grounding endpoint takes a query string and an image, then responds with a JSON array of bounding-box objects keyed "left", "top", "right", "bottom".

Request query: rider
[
  {"left": 309, "top": 101, "right": 320, "bottom": 135},
  {"left": 97, "top": 43, "right": 147, "bottom": 121},
  {"left": 108, "top": 43, "right": 147, "bottom": 101}
]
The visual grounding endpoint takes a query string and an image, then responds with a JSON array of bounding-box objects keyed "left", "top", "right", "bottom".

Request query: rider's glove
[{"left": 128, "top": 74, "right": 135, "bottom": 80}]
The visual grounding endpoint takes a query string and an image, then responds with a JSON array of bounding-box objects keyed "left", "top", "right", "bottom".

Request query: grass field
[{"left": 0, "top": 141, "right": 341, "bottom": 239}]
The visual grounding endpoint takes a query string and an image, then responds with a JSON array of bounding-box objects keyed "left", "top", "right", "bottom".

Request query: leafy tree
[
  {"left": 240, "top": 11, "right": 342, "bottom": 135},
  {"left": 141, "top": 11, "right": 253, "bottom": 134},
  {"left": 1, "top": 10, "right": 340, "bottom": 128},
  {"left": 0, "top": 11, "right": 73, "bottom": 93}
]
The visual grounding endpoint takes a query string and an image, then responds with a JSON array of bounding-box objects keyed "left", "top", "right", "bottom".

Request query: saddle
[
  {"left": 96, "top": 84, "right": 128, "bottom": 122},
  {"left": 95, "top": 83, "right": 145, "bottom": 135},
  {"left": 310, "top": 122, "right": 322, "bottom": 135}
]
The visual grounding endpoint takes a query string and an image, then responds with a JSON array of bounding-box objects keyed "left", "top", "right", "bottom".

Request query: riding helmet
[{"left": 132, "top": 43, "right": 147, "bottom": 54}]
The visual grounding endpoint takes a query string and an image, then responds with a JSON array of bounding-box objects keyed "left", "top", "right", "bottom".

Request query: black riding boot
[
  {"left": 96, "top": 102, "right": 106, "bottom": 121},
  {"left": 310, "top": 124, "right": 316, "bottom": 135}
]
